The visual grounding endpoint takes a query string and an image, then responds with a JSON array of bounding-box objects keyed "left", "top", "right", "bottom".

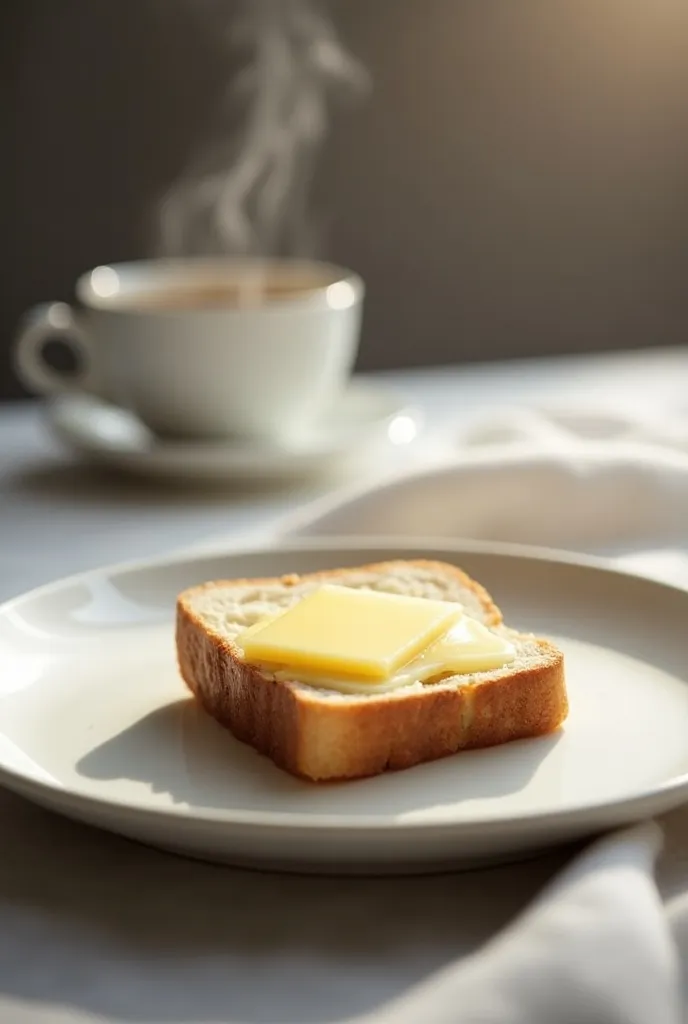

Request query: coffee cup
[{"left": 13, "top": 258, "right": 364, "bottom": 441}]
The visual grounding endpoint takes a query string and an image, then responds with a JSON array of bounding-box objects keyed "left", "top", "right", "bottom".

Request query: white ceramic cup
[{"left": 13, "top": 258, "right": 364, "bottom": 441}]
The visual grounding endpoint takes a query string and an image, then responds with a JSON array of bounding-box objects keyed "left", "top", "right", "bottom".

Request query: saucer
[{"left": 44, "top": 384, "right": 422, "bottom": 483}]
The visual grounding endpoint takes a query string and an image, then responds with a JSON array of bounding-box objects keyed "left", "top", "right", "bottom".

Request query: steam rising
[{"left": 158, "top": 0, "right": 368, "bottom": 257}]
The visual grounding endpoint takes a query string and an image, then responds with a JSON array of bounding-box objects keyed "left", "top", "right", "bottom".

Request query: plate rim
[{"left": 3, "top": 535, "right": 688, "bottom": 835}]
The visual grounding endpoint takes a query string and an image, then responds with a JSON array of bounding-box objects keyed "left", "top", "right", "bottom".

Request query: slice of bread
[{"left": 176, "top": 560, "right": 567, "bottom": 781}]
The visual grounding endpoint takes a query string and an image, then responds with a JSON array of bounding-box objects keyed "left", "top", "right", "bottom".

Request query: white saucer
[
  {"left": 45, "top": 384, "right": 421, "bottom": 482},
  {"left": 2, "top": 538, "right": 688, "bottom": 875}
]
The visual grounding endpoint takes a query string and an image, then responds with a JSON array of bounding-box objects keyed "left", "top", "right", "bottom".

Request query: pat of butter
[
  {"left": 271, "top": 615, "right": 516, "bottom": 694},
  {"left": 239, "top": 584, "right": 463, "bottom": 681}
]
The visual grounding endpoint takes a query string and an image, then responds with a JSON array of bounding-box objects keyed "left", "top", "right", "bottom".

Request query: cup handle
[{"left": 13, "top": 302, "right": 100, "bottom": 396}]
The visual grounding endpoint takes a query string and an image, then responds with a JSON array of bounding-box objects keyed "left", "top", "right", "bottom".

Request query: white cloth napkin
[
  {"left": 273, "top": 401, "right": 688, "bottom": 573},
  {"left": 359, "top": 823, "right": 682, "bottom": 1024},
  {"left": 260, "top": 401, "right": 688, "bottom": 1023}
]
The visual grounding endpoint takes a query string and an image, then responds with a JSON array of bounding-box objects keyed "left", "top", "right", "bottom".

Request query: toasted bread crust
[{"left": 176, "top": 560, "right": 567, "bottom": 781}]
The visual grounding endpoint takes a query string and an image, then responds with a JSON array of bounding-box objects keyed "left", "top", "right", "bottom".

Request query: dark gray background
[{"left": 3, "top": 0, "right": 688, "bottom": 399}]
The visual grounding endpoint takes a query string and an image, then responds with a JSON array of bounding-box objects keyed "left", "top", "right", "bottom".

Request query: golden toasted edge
[{"left": 175, "top": 560, "right": 567, "bottom": 781}]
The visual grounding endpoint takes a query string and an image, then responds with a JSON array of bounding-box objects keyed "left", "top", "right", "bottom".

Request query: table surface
[
  {"left": 3, "top": 346, "right": 688, "bottom": 1024},
  {"left": 5, "top": 345, "right": 688, "bottom": 603}
]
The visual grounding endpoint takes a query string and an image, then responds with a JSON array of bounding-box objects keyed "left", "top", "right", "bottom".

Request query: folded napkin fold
[
  {"left": 357, "top": 823, "right": 681, "bottom": 1024},
  {"left": 272, "top": 401, "right": 688, "bottom": 573}
]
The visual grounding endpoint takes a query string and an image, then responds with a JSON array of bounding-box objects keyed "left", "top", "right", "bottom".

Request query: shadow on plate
[{"left": 76, "top": 697, "right": 562, "bottom": 819}]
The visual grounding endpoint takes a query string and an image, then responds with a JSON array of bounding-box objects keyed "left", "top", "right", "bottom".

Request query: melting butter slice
[
  {"left": 238, "top": 584, "right": 516, "bottom": 693},
  {"left": 239, "top": 584, "right": 463, "bottom": 681},
  {"left": 272, "top": 616, "right": 516, "bottom": 693}
]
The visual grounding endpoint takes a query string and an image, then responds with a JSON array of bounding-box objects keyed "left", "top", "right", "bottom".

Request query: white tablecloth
[{"left": 2, "top": 349, "right": 688, "bottom": 1023}]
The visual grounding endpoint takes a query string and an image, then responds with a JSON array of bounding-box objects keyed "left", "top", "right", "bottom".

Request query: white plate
[
  {"left": 2, "top": 539, "right": 688, "bottom": 874},
  {"left": 45, "top": 384, "right": 421, "bottom": 482}
]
